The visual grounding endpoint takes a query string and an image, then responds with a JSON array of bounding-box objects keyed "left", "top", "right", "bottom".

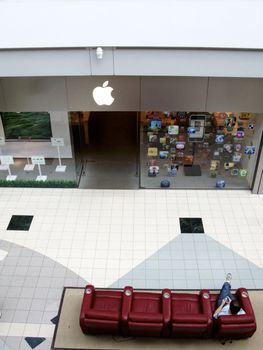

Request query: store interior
[
  {"left": 0, "top": 110, "right": 260, "bottom": 190},
  {"left": 71, "top": 111, "right": 139, "bottom": 189}
]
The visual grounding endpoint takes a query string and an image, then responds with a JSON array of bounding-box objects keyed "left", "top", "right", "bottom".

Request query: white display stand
[
  {"left": 0, "top": 136, "right": 5, "bottom": 159},
  {"left": 0, "top": 142, "right": 8, "bottom": 169},
  {"left": 31, "top": 156, "right": 47, "bottom": 181},
  {"left": 36, "top": 174, "right": 47, "bottom": 182},
  {"left": 6, "top": 175, "right": 17, "bottom": 181},
  {"left": 24, "top": 164, "right": 35, "bottom": 171},
  {"left": 51, "top": 137, "right": 66, "bottom": 172},
  {"left": 18, "top": 136, "right": 35, "bottom": 172},
  {"left": 0, "top": 155, "right": 17, "bottom": 181}
]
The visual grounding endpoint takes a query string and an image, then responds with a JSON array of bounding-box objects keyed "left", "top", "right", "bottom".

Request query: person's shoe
[{"left": 226, "top": 273, "right": 232, "bottom": 283}]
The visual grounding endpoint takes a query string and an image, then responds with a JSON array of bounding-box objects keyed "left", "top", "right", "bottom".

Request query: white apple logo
[{"left": 92, "top": 81, "right": 115, "bottom": 106}]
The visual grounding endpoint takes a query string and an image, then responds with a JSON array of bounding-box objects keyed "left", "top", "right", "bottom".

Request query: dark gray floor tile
[
  {"left": 180, "top": 217, "right": 204, "bottom": 233},
  {"left": 50, "top": 315, "right": 59, "bottom": 325},
  {"left": 7, "top": 216, "right": 33, "bottom": 231},
  {"left": 24, "top": 337, "right": 46, "bottom": 349}
]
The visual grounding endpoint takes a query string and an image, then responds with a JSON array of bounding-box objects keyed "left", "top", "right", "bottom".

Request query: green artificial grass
[{"left": 0, "top": 179, "right": 78, "bottom": 188}]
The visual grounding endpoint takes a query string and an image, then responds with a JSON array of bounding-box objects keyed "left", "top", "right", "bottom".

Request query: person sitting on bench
[{"left": 213, "top": 273, "right": 246, "bottom": 319}]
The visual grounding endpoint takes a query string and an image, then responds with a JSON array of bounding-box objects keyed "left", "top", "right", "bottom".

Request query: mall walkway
[{"left": 0, "top": 188, "right": 262, "bottom": 349}]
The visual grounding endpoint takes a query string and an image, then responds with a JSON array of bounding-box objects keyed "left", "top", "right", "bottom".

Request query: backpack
[{"left": 160, "top": 179, "right": 170, "bottom": 188}]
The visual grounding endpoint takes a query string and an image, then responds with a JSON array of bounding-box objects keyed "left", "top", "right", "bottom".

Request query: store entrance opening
[{"left": 71, "top": 111, "right": 139, "bottom": 189}]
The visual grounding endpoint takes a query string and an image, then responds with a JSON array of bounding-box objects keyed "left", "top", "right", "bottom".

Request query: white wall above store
[
  {"left": 2, "top": 49, "right": 263, "bottom": 78},
  {"left": 0, "top": 0, "right": 263, "bottom": 49}
]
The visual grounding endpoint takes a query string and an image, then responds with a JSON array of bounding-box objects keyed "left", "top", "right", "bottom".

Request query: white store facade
[{"left": 0, "top": 0, "right": 263, "bottom": 192}]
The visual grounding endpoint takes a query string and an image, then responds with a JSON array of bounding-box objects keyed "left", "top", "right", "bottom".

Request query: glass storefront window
[
  {"left": 0, "top": 111, "right": 78, "bottom": 187},
  {"left": 140, "top": 111, "right": 258, "bottom": 189}
]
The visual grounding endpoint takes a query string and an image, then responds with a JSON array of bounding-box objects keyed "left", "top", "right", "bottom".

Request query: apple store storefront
[{"left": 0, "top": 76, "right": 263, "bottom": 192}]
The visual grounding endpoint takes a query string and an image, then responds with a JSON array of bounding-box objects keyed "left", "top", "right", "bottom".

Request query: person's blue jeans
[{"left": 217, "top": 282, "right": 234, "bottom": 307}]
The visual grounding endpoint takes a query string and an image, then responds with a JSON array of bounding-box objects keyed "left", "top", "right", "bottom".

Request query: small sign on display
[
  {"left": 0, "top": 155, "right": 17, "bottom": 181},
  {"left": 51, "top": 137, "right": 65, "bottom": 147},
  {"left": 0, "top": 155, "right": 14, "bottom": 165},
  {"left": 31, "top": 156, "right": 45, "bottom": 165}
]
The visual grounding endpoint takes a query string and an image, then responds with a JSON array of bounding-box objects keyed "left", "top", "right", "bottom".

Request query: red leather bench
[
  {"left": 79, "top": 285, "right": 123, "bottom": 335},
  {"left": 122, "top": 286, "right": 171, "bottom": 337},
  {"left": 79, "top": 285, "right": 256, "bottom": 340},
  {"left": 210, "top": 287, "right": 257, "bottom": 339},
  {"left": 171, "top": 290, "right": 212, "bottom": 338}
]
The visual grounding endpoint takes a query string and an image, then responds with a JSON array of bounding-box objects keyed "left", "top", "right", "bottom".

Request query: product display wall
[{"left": 140, "top": 111, "right": 257, "bottom": 189}]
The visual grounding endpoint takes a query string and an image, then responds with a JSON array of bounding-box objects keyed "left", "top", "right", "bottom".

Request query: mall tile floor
[{"left": 0, "top": 188, "right": 263, "bottom": 349}]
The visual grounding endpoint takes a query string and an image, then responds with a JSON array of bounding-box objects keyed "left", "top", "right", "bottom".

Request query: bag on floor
[{"left": 160, "top": 179, "right": 170, "bottom": 188}]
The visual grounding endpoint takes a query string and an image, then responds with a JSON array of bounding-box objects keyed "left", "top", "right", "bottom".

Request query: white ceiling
[{"left": 0, "top": 0, "right": 263, "bottom": 49}]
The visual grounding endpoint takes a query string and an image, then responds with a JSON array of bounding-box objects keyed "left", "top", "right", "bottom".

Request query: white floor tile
[{"left": 0, "top": 187, "right": 263, "bottom": 342}]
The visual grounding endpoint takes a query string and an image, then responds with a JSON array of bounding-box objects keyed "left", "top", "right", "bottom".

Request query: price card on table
[
  {"left": 31, "top": 156, "right": 45, "bottom": 165},
  {"left": 51, "top": 137, "right": 64, "bottom": 147},
  {"left": 0, "top": 155, "right": 14, "bottom": 165}
]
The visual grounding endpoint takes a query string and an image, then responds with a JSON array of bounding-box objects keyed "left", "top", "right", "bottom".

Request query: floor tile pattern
[
  {"left": 0, "top": 188, "right": 262, "bottom": 349},
  {"left": 24, "top": 337, "right": 46, "bottom": 349},
  {"left": 7, "top": 216, "right": 33, "bottom": 231},
  {"left": 179, "top": 217, "right": 204, "bottom": 233}
]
